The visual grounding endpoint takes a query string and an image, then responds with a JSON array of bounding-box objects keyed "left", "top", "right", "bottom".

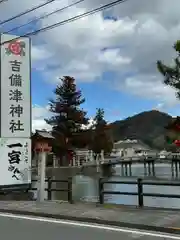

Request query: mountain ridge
[{"left": 110, "top": 110, "right": 173, "bottom": 150}]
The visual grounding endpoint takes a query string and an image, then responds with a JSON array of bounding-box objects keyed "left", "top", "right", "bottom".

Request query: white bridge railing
[
  {"left": 71, "top": 152, "right": 180, "bottom": 167},
  {"left": 32, "top": 151, "right": 180, "bottom": 169},
  {"left": 70, "top": 150, "right": 105, "bottom": 167}
]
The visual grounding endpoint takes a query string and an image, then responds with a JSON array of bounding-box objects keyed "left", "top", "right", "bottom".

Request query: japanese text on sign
[
  {"left": 8, "top": 60, "right": 24, "bottom": 133},
  {"left": 0, "top": 34, "right": 31, "bottom": 138},
  {"left": 7, "top": 142, "right": 23, "bottom": 180}
]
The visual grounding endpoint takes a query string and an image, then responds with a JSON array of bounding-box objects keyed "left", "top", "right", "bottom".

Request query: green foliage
[
  {"left": 165, "top": 136, "right": 174, "bottom": 144},
  {"left": 157, "top": 40, "right": 180, "bottom": 99},
  {"left": 157, "top": 40, "right": 180, "bottom": 145},
  {"left": 94, "top": 108, "right": 105, "bottom": 124},
  {"left": 90, "top": 108, "right": 113, "bottom": 154},
  {"left": 157, "top": 40, "right": 180, "bottom": 146},
  {"left": 45, "top": 76, "right": 89, "bottom": 155}
]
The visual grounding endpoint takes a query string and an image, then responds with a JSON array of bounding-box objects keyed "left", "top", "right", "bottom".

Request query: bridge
[
  {"left": 46, "top": 151, "right": 180, "bottom": 172},
  {"left": 32, "top": 151, "right": 180, "bottom": 179},
  {"left": 75, "top": 153, "right": 180, "bottom": 177},
  {"left": 80, "top": 154, "right": 180, "bottom": 167},
  {"left": 100, "top": 155, "right": 180, "bottom": 165}
]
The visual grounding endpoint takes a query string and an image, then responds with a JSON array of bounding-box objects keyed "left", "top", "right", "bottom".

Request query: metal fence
[
  {"left": 2, "top": 177, "right": 180, "bottom": 208},
  {"left": 31, "top": 177, "right": 73, "bottom": 203},
  {"left": 98, "top": 178, "right": 180, "bottom": 207}
]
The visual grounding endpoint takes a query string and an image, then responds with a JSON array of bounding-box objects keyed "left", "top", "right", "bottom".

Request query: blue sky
[
  {"left": 1, "top": 0, "right": 180, "bottom": 130},
  {"left": 31, "top": 67, "right": 179, "bottom": 123},
  {"left": 32, "top": 68, "right": 152, "bottom": 120},
  {"left": 27, "top": 8, "right": 180, "bottom": 124}
]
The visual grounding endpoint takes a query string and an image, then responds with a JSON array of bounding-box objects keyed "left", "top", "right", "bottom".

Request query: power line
[
  {"left": 0, "top": 0, "right": 56, "bottom": 26},
  {"left": 1, "top": 0, "right": 128, "bottom": 45},
  {"left": 6, "top": 0, "right": 85, "bottom": 33},
  {"left": 27, "top": 0, "right": 128, "bottom": 36}
]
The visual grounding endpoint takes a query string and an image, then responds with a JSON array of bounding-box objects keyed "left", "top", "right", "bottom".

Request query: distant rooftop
[
  {"left": 32, "top": 130, "right": 54, "bottom": 139},
  {"left": 114, "top": 139, "right": 151, "bottom": 150},
  {"left": 115, "top": 139, "right": 138, "bottom": 144}
]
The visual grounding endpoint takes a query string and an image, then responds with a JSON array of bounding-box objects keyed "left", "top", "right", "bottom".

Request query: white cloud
[
  {"left": 32, "top": 105, "right": 96, "bottom": 132},
  {"left": 2, "top": 0, "right": 180, "bottom": 107},
  {"left": 31, "top": 46, "right": 52, "bottom": 61},
  {"left": 81, "top": 118, "right": 96, "bottom": 130},
  {"left": 153, "top": 103, "right": 165, "bottom": 111},
  {"left": 32, "top": 119, "right": 51, "bottom": 132},
  {"left": 32, "top": 105, "right": 51, "bottom": 132},
  {"left": 120, "top": 75, "right": 179, "bottom": 107},
  {"left": 98, "top": 49, "right": 131, "bottom": 66}
]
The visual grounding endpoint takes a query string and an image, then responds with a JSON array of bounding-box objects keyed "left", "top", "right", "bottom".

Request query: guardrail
[
  {"left": 98, "top": 178, "right": 180, "bottom": 207},
  {"left": 31, "top": 177, "right": 73, "bottom": 203}
]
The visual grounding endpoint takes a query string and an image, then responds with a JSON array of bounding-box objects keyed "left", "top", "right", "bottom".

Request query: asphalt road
[{"left": 0, "top": 213, "right": 179, "bottom": 240}]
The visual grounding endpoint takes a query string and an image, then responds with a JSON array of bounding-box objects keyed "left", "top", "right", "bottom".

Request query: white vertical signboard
[
  {"left": 0, "top": 34, "right": 31, "bottom": 138},
  {"left": 0, "top": 138, "right": 31, "bottom": 186},
  {"left": 0, "top": 34, "right": 31, "bottom": 186}
]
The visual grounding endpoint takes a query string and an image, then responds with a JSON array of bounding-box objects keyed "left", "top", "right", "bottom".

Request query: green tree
[
  {"left": 90, "top": 108, "right": 113, "bottom": 155},
  {"left": 157, "top": 41, "right": 180, "bottom": 150},
  {"left": 45, "top": 76, "right": 89, "bottom": 159},
  {"left": 157, "top": 40, "right": 180, "bottom": 98}
]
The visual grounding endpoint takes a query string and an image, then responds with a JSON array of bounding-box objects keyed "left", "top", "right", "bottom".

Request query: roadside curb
[{"left": 0, "top": 208, "right": 179, "bottom": 235}]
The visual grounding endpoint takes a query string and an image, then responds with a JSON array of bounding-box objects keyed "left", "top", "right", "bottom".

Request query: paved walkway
[{"left": 0, "top": 201, "right": 180, "bottom": 234}]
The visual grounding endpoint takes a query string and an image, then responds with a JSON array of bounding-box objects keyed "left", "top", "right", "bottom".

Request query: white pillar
[
  {"left": 89, "top": 150, "right": 93, "bottom": 162},
  {"left": 37, "top": 151, "right": 46, "bottom": 202},
  {"left": 77, "top": 155, "right": 80, "bottom": 166},
  {"left": 85, "top": 153, "right": 88, "bottom": 163},
  {"left": 72, "top": 156, "right": 75, "bottom": 166},
  {"left": 101, "top": 150, "right": 104, "bottom": 163},
  {"left": 53, "top": 154, "right": 56, "bottom": 168},
  {"left": 96, "top": 154, "right": 100, "bottom": 172}
]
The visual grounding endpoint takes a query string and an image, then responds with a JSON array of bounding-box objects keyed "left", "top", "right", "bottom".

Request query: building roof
[
  {"left": 113, "top": 139, "right": 151, "bottom": 150},
  {"left": 32, "top": 130, "right": 54, "bottom": 139}
]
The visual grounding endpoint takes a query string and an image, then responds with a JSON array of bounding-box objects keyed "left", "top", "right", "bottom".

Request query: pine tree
[
  {"left": 45, "top": 76, "right": 89, "bottom": 157},
  {"left": 90, "top": 108, "right": 113, "bottom": 155},
  {"left": 157, "top": 40, "right": 180, "bottom": 99},
  {"left": 157, "top": 41, "right": 180, "bottom": 151}
]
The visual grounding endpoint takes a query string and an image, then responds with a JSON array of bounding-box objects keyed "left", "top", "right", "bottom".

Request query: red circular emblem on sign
[{"left": 8, "top": 42, "right": 21, "bottom": 55}]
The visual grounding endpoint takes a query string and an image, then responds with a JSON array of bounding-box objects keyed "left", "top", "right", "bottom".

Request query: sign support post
[
  {"left": 34, "top": 141, "right": 52, "bottom": 202},
  {"left": 37, "top": 151, "right": 46, "bottom": 202}
]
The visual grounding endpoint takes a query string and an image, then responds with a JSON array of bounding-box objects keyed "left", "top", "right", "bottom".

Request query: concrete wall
[{"left": 32, "top": 165, "right": 102, "bottom": 179}]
